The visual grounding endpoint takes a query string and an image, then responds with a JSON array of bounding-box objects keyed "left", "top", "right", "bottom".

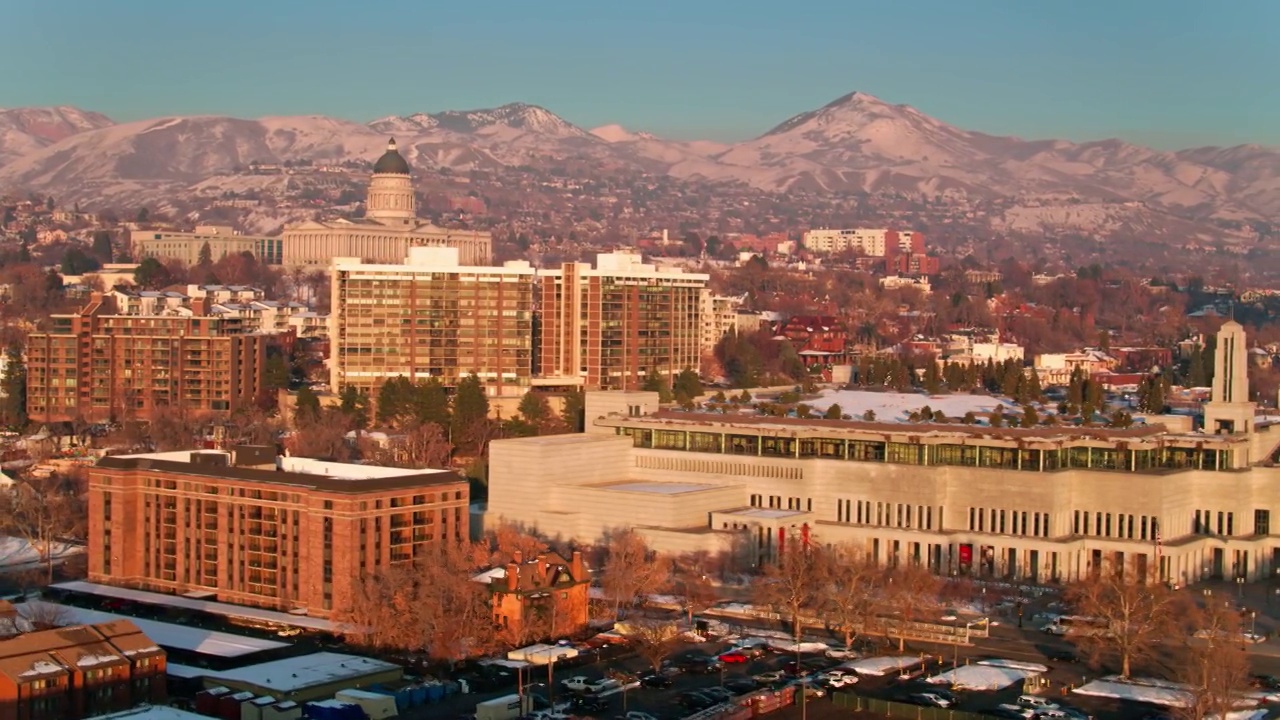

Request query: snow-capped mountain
[
  {"left": 0, "top": 106, "right": 114, "bottom": 163},
  {"left": 0, "top": 92, "right": 1277, "bottom": 232}
]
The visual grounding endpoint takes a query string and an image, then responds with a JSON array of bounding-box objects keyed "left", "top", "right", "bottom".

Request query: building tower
[
  {"left": 365, "top": 138, "right": 415, "bottom": 225},
  {"left": 1204, "top": 320, "right": 1255, "bottom": 435}
]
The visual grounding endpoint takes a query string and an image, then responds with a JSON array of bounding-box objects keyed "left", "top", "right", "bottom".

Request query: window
[{"left": 1256, "top": 509, "right": 1271, "bottom": 536}]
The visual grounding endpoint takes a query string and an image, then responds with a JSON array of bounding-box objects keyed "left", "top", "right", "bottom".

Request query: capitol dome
[{"left": 372, "top": 138, "right": 411, "bottom": 175}]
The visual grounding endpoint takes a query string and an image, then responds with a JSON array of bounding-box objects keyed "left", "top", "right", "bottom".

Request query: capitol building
[{"left": 282, "top": 139, "right": 492, "bottom": 267}]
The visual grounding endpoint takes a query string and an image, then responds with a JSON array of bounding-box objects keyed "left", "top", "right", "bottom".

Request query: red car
[{"left": 718, "top": 651, "right": 751, "bottom": 664}]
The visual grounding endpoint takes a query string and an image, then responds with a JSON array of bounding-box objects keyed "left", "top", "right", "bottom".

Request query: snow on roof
[
  {"left": 1073, "top": 677, "right": 1192, "bottom": 708},
  {"left": 86, "top": 706, "right": 211, "bottom": 720},
  {"left": 19, "top": 660, "right": 64, "bottom": 678},
  {"left": 926, "top": 659, "right": 1044, "bottom": 690},
  {"left": 51, "top": 581, "right": 335, "bottom": 631},
  {"left": 0, "top": 536, "right": 83, "bottom": 568},
  {"left": 593, "top": 481, "right": 719, "bottom": 495},
  {"left": 23, "top": 602, "right": 289, "bottom": 657},
  {"left": 200, "top": 652, "right": 399, "bottom": 694},
  {"left": 844, "top": 656, "right": 923, "bottom": 676},
  {"left": 163, "top": 663, "right": 206, "bottom": 679},
  {"left": 806, "top": 389, "right": 1017, "bottom": 423}
]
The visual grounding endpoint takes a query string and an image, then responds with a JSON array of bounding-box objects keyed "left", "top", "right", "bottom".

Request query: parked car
[
  {"left": 753, "top": 671, "right": 785, "bottom": 684},
  {"left": 677, "top": 657, "right": 724, "bottom": 674},
  {"left": 639, "top": 673, "right": 671, "bottom": 689},
  {"left": 909, "top": 692, "right": 952, "bottom": 708},
  {"left": 1017, "top": 696, "right": 1059, "bottom": 711},
  {"left": 677, "top": 691, "right": 717, "bottom": 710},
  {"left": 718, "top": 651, "right": 752, "bottom": 663},
  {"left": 992, "top": 706, "right": 1036, "bottom": 719},
  {"left": 1251, "top": 674, "right": 1280, "bottom": 689},
  {"left": 568, "top": 696, "right": 609, "bottom": 714},
  {"left": 1045, "top": 648, "right": 1078, "bottom": 663},
  {"left": 1034, "top": 707, "right": 1090, "bottom": 720},
  {"left": 621, "top": 713, "right": 658, "bottom": 720},
  {"left": 724, "top": 678, "right": 759, "bottom": 695},
  {"left": 702, "top": 687, "right": 734, "bottom": 702}
]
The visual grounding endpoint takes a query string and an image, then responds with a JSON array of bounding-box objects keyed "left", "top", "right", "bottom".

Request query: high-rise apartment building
[
  {"left": 330, "top": 246, "right": 535, "bottom": 399},
  {"left": 539, "top": 252, "right": 707, "bottom": 390},
  {"left": 89, "top": 446, "right": 469, "bottom": 618},
  {"left": 26, "top": 294, "right": 284, "bottom": 424}
]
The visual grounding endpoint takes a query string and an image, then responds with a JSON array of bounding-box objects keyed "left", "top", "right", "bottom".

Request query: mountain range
[{"left": 1, "top": 92, "right": 1278, "bottom": 235}]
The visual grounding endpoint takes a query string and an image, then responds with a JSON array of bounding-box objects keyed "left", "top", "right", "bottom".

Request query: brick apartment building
[
  {"left": 0, "top": 619, "right": 165, "bottom": 720},
  {"left": 539, "top": 252, "right": 706, "bottom": 390},
  {"left": 88, "top": 446, "right": 469, "bottom": 618},
  {"left": 330, "top": 246, "right": 535, "bottom": 401},
  {"left": 26, "top": 293, "right": 288, "bottom": 424},
  {"left": 476, "top": 550, "right": 590, "bottom": 643}
]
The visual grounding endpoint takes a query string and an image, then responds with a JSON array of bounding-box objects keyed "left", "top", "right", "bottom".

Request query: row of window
[{"left": 969, "top": 508, "right": 1051, "bottom": 537}]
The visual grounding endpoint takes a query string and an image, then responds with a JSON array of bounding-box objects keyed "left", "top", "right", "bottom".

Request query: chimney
[
  {"left": 536, "top": 554, "right": 548, "bottom": 581},
  {"left": 570, "top": 551, "right": 584, "bottom": 580},
  {"left": 505, "top": 564, "right": 519, "bottom": 592},
  {"left": 513, "top": 550, "right": 523, "bottom": 565}
]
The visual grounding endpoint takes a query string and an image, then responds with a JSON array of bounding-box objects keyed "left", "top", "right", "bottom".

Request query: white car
[
  {"left": 911, "top": 693, "right": 952, "bottom": 708},
  {"left": 1017, "top": 695, "right": 1060, "bottom": 711},
  {"left": 996, "top": 705, "right": 1036, "bottom": 718},
  {"left": 819, "top": 670, "right": 858, "bottom": 687},
  {"left": 753, "top": 671, "right": 785, "bottom": 683},
  {"left": 624, "top": 713, "right": 659, "bottom": 720}
]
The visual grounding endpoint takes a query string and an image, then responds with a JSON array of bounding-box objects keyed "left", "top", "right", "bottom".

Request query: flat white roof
[
  {"left": 87, "top": 706, "right": 211, "bottom": 720},
  {"left": 24, "top": 602, "right": 289, "bottom": 657},
  {"left": 595, "top": 481, "right": 720, "bottom": 495},
  {"left": 52, "top": 581, "right": 335, "bottom": 631},
  {"left": 114, "top": 451, "right": 442, "bottom": 481},
  {"left": 202, "top": 652, "right": 399, "bottom": 693},
  {"left": 722, "top": 508, "right": 809, "bottom": 520},
  {"left": 164, "top": 663, "right": 207, "bottom": 679}
]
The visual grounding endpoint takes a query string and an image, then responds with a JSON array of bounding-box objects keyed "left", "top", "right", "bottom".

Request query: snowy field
[
  {"left": 806, "top": 389, "right": 1018, "bottom": 423},
  {"left": 0, "top": 536, "right": 83, "bottom": 570},
  {"left": 844, "top": 656, "right": 923, "bottom": 676},
  {"left": 926, "top": 659, "right": 1046, "bottom": 690}
]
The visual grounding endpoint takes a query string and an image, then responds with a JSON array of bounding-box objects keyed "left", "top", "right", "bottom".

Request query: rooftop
[
  {"left": 97, "top": 449, "right": 461, "bottom": 493},
  {"left": 88, "top": 706, "right": 214, "bottom": 720},
  {"left": 52, "top": 580, "right": 336, "bottom": 631},
  {"left": 592, "top": 481, "right": 721, "bottom": 495},
  {"left": 720, "top": 508, "right": 810, "bottom": 520},
  {"left": 24, "top": 602, "right": 288, "bottom": 658},
  {"left": 200, "top": 651, "right": 398, "bottom": 694}
]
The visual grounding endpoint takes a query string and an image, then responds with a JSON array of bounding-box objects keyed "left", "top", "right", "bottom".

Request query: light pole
[
  {"left": 1238, "top": 576, "right": 1246, "bottom": 599},
  {"left": 1251, "top": 611, "right": 1258, "bottom": 639}
]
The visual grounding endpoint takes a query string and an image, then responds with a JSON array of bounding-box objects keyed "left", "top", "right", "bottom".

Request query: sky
[{"left": 3, "top": 0, "right": 1277, "bottom": 149}]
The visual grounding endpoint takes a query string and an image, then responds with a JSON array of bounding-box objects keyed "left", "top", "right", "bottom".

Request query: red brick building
[
  {"left": 0, "top": 620, "right": 165, "bottom": 720},
  {"left": 479, "top": 551, "right": 590, "bottom": 644},
  {"left": 88, "top": 446, "right": 469, "bottom": 618},
  {"left": 26, "top": 293, "right": 289, "bottom": 424}
]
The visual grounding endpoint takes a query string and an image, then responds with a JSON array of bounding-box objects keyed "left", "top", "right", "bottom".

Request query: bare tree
[
  {"left": 622, "top": 619, "right": 681, "bottom": 672},
  {"left": 335, "top": 539, "right": 497, "bottom": 663},
  {"left": 1066, "top": 559, "right": 1184, "bottom": 677},
  {"left": 882, "top": 561, "right": 943, "bottom": 651},
  {"left": 20, "top": 601, "right": 74, "bottom": 630},
  {"left": 0, "top": 475, "right": 87, "bottom": 584},
  {"left": 489, "top": 523, "right": 548, "bottom": 564},
  {"left": 821, "top": 544, "right": 884, "bottom": 649},
  {"left": 752, "top": 540, "right": 828, "bottom": 642},
  {"left": 395, "top": 421, "right": 454, "bottom": 468},
  {"left": 601, "top": 530, "right": 671, "bottom": 619},
  {"left": 287, "top": 409, "right": 354, "bottom": 461},
  {"left": 1175, "top": 599, "right": 1252, "bottom": 720},
  {"left": 671, "top": 559, "right": 718, "bottom": 625},
  {"left": 147, "top": 403, "right": 201, "bottom": 451}
]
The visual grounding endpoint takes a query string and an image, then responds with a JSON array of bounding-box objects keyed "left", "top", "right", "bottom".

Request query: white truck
[
  {"left": 560, "top": 676, "right": 618, "bottom": 694},
  {"left": 475, "top": 694, "right": 532, "bottom": 720}
]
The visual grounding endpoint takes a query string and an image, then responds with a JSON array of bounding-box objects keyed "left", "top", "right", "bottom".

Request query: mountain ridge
[{"left": 0, "top": 94, "right": 1277, "bottom": 233}]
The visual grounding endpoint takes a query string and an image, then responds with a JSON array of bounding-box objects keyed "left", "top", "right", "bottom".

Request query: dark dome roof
[{"left": 372, "top": 138, "right": 411, "bottom": 175}]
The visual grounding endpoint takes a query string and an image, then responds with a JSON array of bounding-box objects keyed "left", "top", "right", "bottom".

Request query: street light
[
  {"left": 1251, "top": 611, "right": 1258, "bottom": 639},
  {"left": 1238, "top": 576, "right": 1246, "bottom": 599}
]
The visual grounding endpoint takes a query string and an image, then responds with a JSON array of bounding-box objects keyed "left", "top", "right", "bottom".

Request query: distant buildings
[
  {"left": 89, "top": 447, "right": 469, "bottom": 618},
  {"left": 802, "top": 228, "right": 938, "bottom": 275},
  {"left": 0, "top": 618, "right": 166, "bottom": 720},
  {"left": 538, "top": 252, "right": 707, "bottom": 391},
  {"left": 282, "top": 139, "right": 492, "bottom": 267},
  {"left": 26, "top": 292, "right": 290, "bottom": 423},
  {"left": 131, "top": 225, "right": 283, "bottom": 266},
  {"left": 330, "top": 246, "right": 535, "bottom": 399},
  {"left": 700, "top": 292, "right": 744, "bottom": 356}
]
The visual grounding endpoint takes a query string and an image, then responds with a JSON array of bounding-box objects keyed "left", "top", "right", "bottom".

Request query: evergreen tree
[
  {"left": 642, "top": 368, "right": 673, "bottom": 403},
  {"left": 962, "top": 411, "right": 977, "bottom": 425},
  {"left": 294, "top": 386, "right": 321, "bottom": 424},
  {"left": 1025, "top": 367, "right": 1043, "bottom": 402},
  {"left": 198, "top": 241, "right": 213, "bottom": 267},
  {"left": 517, "top": 391, "right": 551, "bottom": 426},
  {"left": 376, "top": 376, "right": 413, "bottom": 426},
  {"left": 60, "top": 247, "right": 101, "bottom": 275},
  {"left": 452, "top": 374, "right": 490, "bottom": 447},
  {"left": 988, "top": 411, "right": 1004, "bottom": 427},
  {"left": 410, "top": 377, "right": 450, "bottom": 428},
  {"left": 339, "top": 386, "right": 370, "bottom": 430},
  {"left": 91, "top": 231, "right": 114, "bottom": 261},
  {"left": 0, "top": 344, "right": 27, "bottom": 429},
  {"left": 1022, "top": 404, "right": 1040, "bottom": 427},
  {"left": 134, "top": 257, "right": 171, "bottom": 289},
  {"left": 672, "top": 367, "right": 703, "bottom": 403},
  {"left": 823, "top": 403, "right": 843, "bottom": 420},
  {"left": 862, "top": 409, "right": 876, "bottom": 422},
  {"left": 263, "top": 354, "right": 290, "bottom": 391},
  {"left": 923, "top": 362, "right": 943, "bottom": 395},
  {"left": 1188, "top": 347, "right": 1209, "bottom": 388},
  {"left": 560, "top": 388, "right": 585, "bottom": 432}
]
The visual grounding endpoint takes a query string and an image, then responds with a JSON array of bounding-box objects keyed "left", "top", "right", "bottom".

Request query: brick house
[{"left": 477, "top": 551, "right": 590, "bottom": 644}]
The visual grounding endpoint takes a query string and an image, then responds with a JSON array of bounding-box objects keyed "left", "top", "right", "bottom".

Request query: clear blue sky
[{"left": 4, "top": 0, "right": 1276, "bottom": 148}]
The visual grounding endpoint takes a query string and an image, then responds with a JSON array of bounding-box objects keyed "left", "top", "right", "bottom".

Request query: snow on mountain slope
[{"left": 0, "top": 106, "right": 114, "bottom": 163}]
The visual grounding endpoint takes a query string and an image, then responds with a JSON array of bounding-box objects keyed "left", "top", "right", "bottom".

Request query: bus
[{"left": 1041, "top": 615, "right": 1111, "bottom": 637}]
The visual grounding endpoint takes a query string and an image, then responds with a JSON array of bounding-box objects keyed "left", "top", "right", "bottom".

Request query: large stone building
[
  {"left": 131, "top": 225, "right": 284, "bottom": 266},
  {"left": 330, "top": 246, "right": 535, "bottom": 399},
  {"left": 488, "top": 322, "right": 1280, "bottom": 586},
  {"left": 26, "top": 293, "right": 286, "bottom": 423},
  {"left": 538, "top": 251, "right": 707, "bottom": 390},
  {"left": 282, "top": 139, "right": 492, "bottom": 267},
  {"left": 88, "top": 446, "right": 469, "bottom": 618}
]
